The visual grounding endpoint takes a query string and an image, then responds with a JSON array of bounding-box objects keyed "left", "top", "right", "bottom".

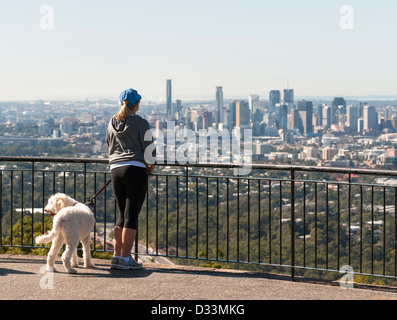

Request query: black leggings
[{"left": 111, "top": 165, "right": 148, "bottom": 230}]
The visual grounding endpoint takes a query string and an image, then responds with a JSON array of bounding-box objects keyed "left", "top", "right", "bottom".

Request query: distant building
[
  {"left": 322, "top": 147, "right": 337, "bottom": 161},
  {"left": 363, "top": 105, "right": 378, "bottom": 131},
  {"left": 347, "top": 105, "right": 359, "bottom": 133},
  {"left": 235, "top": 101, "right": 250, "bottom": 128},
  {"left": 283, "top": 89, "right": 294, "bottom": 106},
  {"left": 332, "top": 97, "right": 347, "bottom": 114},
  {"left": 215, "top": 86, "right": 224, "bottom": 124},
  {"left": 248, "top": 94, "right": 259, "bottom": 112},
  {"left": 166, "top": 79, "right": 172, "bottom": 117},
  {"left": 297, "top": 100, "right": 313, "bottom": 135},
  {"left": 269, "top": 90, "right": 281, "bottom": 113}
]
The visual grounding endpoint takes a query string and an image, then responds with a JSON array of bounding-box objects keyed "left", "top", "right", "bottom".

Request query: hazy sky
[{"left": 0, "top": 0, "right": 396, "bottom": 101}]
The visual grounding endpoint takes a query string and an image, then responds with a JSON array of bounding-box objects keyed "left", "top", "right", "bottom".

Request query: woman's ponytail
[{"left": 115, "top": 100, "right": 132, "bottom": 122}]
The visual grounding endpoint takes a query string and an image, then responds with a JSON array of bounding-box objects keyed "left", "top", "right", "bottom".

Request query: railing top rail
[{"left": 0, "top": 156, "right": 396, "bottom": 177}]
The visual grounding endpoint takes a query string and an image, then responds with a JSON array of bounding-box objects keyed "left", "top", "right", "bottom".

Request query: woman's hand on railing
[{"left": 146, "top": 164, "right": 155, "bottom": 175}]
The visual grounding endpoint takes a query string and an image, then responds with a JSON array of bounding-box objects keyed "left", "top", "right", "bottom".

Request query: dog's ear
[{"left": 56, "top": 195, "right": 67, "bottom": 211}]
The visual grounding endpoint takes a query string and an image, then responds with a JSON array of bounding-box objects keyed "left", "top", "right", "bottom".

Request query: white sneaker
[{"left": 117, "top": 256, "right": 142, "bottom": 270}]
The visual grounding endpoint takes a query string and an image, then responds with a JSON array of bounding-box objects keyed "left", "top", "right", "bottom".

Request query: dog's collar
[{"left": 47, "top": 201, "right": 79, "bottom": 218}]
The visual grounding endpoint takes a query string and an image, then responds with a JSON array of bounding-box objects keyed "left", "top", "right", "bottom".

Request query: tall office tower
[
  {"left": 332, "top": 97, "right": 347, "bottom": 114},
  {"left": 248, "top": 94, "right": 259, "bottom": 112},
  {"left": 347, "top": 105, "right": 359, "bottom": 133},
  {"left": 269, "top": 90, "right": 281, "bottom": 114},
  {"left": 322, "top": 105, "right": 332, "bottom": 129},
  {"left": 363, "top": 105, "right": 378, "bottom": 131},
  {"left": 385, "top": 106, "right": 393, "bottom": 120},
  {"left": 228, "top": 101, "right": 237, "bottom": 130},
  {"left": 283, "top": 89, "right": 294, "bottom": 105},
  {"left": 202, "top": 110, "right": 213, "bottom": 129},
  {"left": 315, "top": 104, "right": 323, "bottom": 127},
  {"left": 288, "top": 108, "right": 303, "bottom": 133},
  {"left": 279, "top": 104, "right": 288, "bottom": 130},
  {"left": 235, "top": 101, "right": 250, "bottom": 128},
  {"left": 297, "top": 100, "right": 313, "bottom": 135},
  {"left": 215, "top": 86, "right": 224, "bottom": 124},
  {"left": 166, "top": 79, "right": 172, "bottom": 117},
  {"left": 176, "top": 99, "right": 182, "bottom": 112}
]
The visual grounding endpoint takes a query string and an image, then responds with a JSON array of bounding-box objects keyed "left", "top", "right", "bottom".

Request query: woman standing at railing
[{"left": 106, "top": 88, "right": 156, "bottom": 270}]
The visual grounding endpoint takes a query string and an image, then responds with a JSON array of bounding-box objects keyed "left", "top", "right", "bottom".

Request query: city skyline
[{"left": 1, "top": 1, "right": 397, "bottom": 100}]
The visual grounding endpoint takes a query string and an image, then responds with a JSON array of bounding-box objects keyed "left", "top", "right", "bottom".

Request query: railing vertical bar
[
  {"left": 42, "top": 171, "right": 45, "bottom": 234},
  {"left": 73, "top": 171, "right": 77, "bottom": 200},
  {"left": 237, "top": 176, "right": 240, "bottom": 263},
  {"left": 226, "top": 178, "right": 230, "bottom": 262},
  {"left": 383, "top": 187, "right": 386, "bottom": 275},
  {"left": 325, "top": 182, "right": 328, "bottom": 270},
  {"left": 303, "top": 181, "right": 306, "bottom": 268},
  {"left": 337, "top": 183, "right": 340, "bottom": 271},
  {"left": 196, "top": 176, "right": 199, "bottom": 259},
  {"left": 348, "top": 173, "right": 351, "bottom": 267},
  {"left": 165, "top": 175, "right": 168, "bottom": 257},
  {"left": 269, "top": 179, "right": 272, "bottom": 264},
  {"left": 279, "top": 180, "right": 282, "bottom": 265},
  {"left": 206, "top": 177, "right": 209, "bottom": 260},
  {"left": 290, "top": 169, "right": 295, "bottom": 281},
  {"left": 395, "top": 187, "right": 397, "bottom": 277},
  {"left": 360, "top": 184, "right": 363, "bottom": 274},
  {"left": 247, "top": 178, "right": 250, "bottom": 263},
  {"left": 371, "top": 186, "right": 375, "bottom": 273},
  {"left": 10, "top": 170, "right": 13, "bottom": 246},
  {"left": 216, "top": 176, "right": 219, "bottom": 261},
  {"left": 63, "top": 171, "right": 66, "bottom": 193},
  {"left": 156, "top": 174, "right": 159, "bottom": 255},
  {"left": 0, "top": 171, "right": 2, "bottom": 247},
  {"left": 21, "top": 171, "right": 24, "bottom": 247},
  {"left": 326, "top": 182, "right": 329, "bottom": 269},
  {"left": 176, "top": 175, "right": 179, "bottom": 257},
  {"left": 186, "top": 167, "right": 189, "bottom": 258},
  {"left": 93, "top": 172, "right": 97, "bottom": 251},
  {"left": 315, "top": 181, "right": 318, "bottom": 269},
  {"left": 52, "top": 171, "right": 55, "bottom": 194},
  {"left": 383, "top": 186, "right": 386, "bottom": 276},
  {"left": 258, "top": 179, "right": 261, "bottom": 264},
  {"left": 31, "top": 162, "right": 35, "bottom": 247},
  {"left": 83, "top": 163, "right": 87, "bottom": 203},
  {"left": 104, "top": 173, "right": 107, "bottom": 252}
]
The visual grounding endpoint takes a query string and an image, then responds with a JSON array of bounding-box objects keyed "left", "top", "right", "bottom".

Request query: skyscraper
[
  {"left": 363, "top": 105, "right": 378, "bottom": 131},
  {"left": 347, "top": 105, "right": 359, "bottom": 133},
  {"left": 235, "top": 101, "right": 250, "bottom": 128},
  {"left": 215, "top": 86, "right": 224, "bottom": 124},
  {"left": 248, "top": 94, "right": 259, "bottom": 111},
  {"left": 166, "top": 79, "right": 172, "bottom": 117},
  {"left": 283, "top": 89, "right": 294, "bottom": 105},
  {"left": 269, "top": 90, "right": 281, "bottom": 114},
  {"left": 297, "top": 100, "right": 313, "bottom": 135}
]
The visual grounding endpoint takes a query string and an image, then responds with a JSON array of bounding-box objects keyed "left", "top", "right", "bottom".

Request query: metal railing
[{"left": 1, "top": 156, "right": 397, "bottom": 282}]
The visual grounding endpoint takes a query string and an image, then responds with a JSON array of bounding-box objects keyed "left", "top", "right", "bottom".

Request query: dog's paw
[
  {"left": 84, "top": 262, "right": 95, "bottom": 268},
  {"left": 66, "top": 268, "right": 78, "bottom": 274}
]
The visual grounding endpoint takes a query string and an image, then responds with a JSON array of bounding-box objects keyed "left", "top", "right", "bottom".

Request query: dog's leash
[{"left": 85, "top": 179, "right": 112, "bottom": 211}]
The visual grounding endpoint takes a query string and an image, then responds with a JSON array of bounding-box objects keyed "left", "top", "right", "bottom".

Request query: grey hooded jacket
[{"left": 106, "top": 114, "right": 156, "bottom": 166}]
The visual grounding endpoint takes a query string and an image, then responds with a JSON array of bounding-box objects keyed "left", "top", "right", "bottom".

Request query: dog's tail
[{"left": 35, "top": 217, "right": 62, "bottom": 244}]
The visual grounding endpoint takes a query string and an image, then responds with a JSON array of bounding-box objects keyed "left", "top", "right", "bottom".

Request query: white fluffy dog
[{"left": 35, "top": 193, "right": 96, "bottom": 274}]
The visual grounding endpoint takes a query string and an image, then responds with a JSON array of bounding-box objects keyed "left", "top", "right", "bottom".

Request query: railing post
[{"left": 291, "top": 169, "right": 295, "bottom": 281}]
